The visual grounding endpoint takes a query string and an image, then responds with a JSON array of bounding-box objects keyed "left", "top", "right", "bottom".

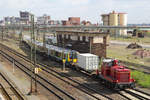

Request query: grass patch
[
  {"left": 107, "top": 45, "right": 150, "bottom": 68},
  {"left": 131, "top": 70, "right": 150, "bottom": 88}
]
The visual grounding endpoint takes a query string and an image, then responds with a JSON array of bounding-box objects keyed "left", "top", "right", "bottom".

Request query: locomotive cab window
[
  {"left": 103, "top": 59, "right": 116, "bottom": 67},
  {"left": 103, "top": 62, "right": 113, "bottom": 67},
  {"left": 70, "top": 52, "right": 77, "bottom": 59},
  {"left": 70, "top": 53, "right": 73, "bottom": 59}
]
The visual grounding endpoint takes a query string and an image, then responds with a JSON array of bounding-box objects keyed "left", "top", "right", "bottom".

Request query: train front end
[
  {"left": 112, "top": 66, "right": 135, "bottom": 89},
  {"left": 100, "top": 59, "right": 135, "bottom": 90}
]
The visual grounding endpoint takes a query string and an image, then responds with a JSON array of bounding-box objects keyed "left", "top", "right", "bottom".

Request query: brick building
[
  {"left": 61, "top": 20, "right": 71, "bottom": 26},
  {"left": 56, "top": 31, "right": 109, "bottom": 57},
  {"left": 61, "top": 17, "right": 80, "bottom": 26},
  {"left": 68, "top": 17, "right": 80, "bottom": 25}
]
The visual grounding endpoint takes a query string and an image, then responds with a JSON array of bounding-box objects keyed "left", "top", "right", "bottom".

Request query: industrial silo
[
  {"left": 118, "top": 13, "right": 127, "bottom": 35},
  {"left": 109, "top": 11, "right": 118, "bottom": 36},
  {"left": 109, "top": 11, "right": 118, "bottom": 26},
  {"left": 101, "top": 14, "right": 109, "bottom": 26}
]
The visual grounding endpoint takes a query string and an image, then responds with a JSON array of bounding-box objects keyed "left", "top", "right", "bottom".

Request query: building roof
[{"left": 101, "top": 14, "right": 109, "bottom": 16}]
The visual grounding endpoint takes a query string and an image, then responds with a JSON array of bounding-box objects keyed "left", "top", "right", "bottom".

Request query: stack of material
[
  {"left": 127, "top": 43, "right": 142, "bottom": 49},
  {"left": 133, "top": 49, "right": 150, "bottom": 58}
]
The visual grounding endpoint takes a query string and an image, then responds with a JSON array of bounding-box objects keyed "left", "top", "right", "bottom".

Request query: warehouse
[{"left": 56, "top": 31, "right": 109, "bottom": 57}]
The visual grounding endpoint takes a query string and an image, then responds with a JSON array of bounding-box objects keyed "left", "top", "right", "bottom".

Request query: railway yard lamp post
[
  {"left": 34, "top": 23, "right": 37, "bottom": 93},
  {"left": 28, "top": 14, "right": 37, "bottom": 95},
  {"left": 28, "top": 15, "right": 33, "bottom": 95},
  {"left": 63, "top": 58, "right": 66, "bottom": 71},
  {"left": 0, "top": 26, "right": 3, "bottom": 61},
  {"left": 0, "top": 26, "right": 4, "bottom": 62},
  {"left": 62, "top": 37, "right": 66, "bottom": 71},
  {"left": 43, "top": 20, "right": 46, "bottom": 48},
  {"left": 1, "top": 26, "right": 4, "bottom": 42},
  {"left": 19, "top": 22, "right": 23, "bottom": 47}
]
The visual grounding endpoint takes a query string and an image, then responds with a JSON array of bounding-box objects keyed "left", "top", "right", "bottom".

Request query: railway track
[
  {"left": 0, "top": 43, "right": 120, "bottom": 100},
  {"left": 0, "top": 43, "right": 115, "bottom": 100},
  {"left": 125, "top": 89, "right": 150, "bottom": 100},
  {"left": 0, "top": 72, "right": 25, "bottom": 100},
  {"left": 118, "top": 89, "right": 150, "bottom": 100},
  {"left": 1, "top": 43, "right": 150, "bottom": 100},
  {"left": 1, "top": 50, "right": 76, "bottom": 100}
]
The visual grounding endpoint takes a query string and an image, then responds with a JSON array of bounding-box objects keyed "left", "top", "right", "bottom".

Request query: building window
[
  {"left": 83, "top": 36, "right": 86, "bottom": 42},
  {"left": 68, "top": 35, "right": 71, "bottom": 40},
  {"left": 64, "top": 34, "right": 66, "bottom": 39},
  {"left": 78, "top": 36, "right": 80, "bottom": 41}
]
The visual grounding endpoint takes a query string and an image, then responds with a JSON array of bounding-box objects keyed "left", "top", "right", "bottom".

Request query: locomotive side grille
[{"left": 119, "top": 72, "right": 129, "bottom": 82}]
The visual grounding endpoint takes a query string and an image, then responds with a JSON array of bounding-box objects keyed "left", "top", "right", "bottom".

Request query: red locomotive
[{"left": 97, "top": 59, "right": 135, "bottom": 89}]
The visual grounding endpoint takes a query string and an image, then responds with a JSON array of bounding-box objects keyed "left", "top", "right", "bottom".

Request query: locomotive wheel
[
  {"left": 114, "top": 84, "right": 119, "bottom": 90},
  {"left": 110, "top": 83, "right": 114, "bottom": 89},
  {"left": 108, "top": 82, "right": 112, "bottom": 89}
]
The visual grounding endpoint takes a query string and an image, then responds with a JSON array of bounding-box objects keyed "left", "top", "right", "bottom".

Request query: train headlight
[
  {"left": 73, "top": 59, "right": 77, "bottom": 63},
  {"left": 68, "top": 58, "right": 71, "bottom": 62},
  {"left": 116, "top": 80, "right": 119, "bottom": 83}
]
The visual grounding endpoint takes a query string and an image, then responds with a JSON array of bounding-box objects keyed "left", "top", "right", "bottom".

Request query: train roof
[
  {"left": 46, "top": 44, "right": 76, "bottom": 53},
  {"left": 23, "top": 35, "right": 78, "bottom": 54}
]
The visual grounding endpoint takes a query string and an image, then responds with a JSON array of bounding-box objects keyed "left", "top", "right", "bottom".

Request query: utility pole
[
  {"left": 1, "top": 26, "right": 4, "bottom": 62},
  {"left": 43, "top": 21, "right": 46, "bottom": 48},
  {"left": 28, "top": 14, "right": 34, "bottom": 95},
  {"left": 28, "top": 15, "right": 38, "bottom": 95},
  {"left": 62, "top": 37, "right": 66, "bottom": 71},
  {"left": 89, "top": 37, "right": 92, "bottom": 53},
  {"left": 34, "top": 21, "right": 37, "bottom": 93},
  {"left": 19, "top": 23, "right": 23, "bottom": 46},
  {"left": 2, "top": 26, "right": 4, "bottom": 41},
  {"left": 13, "top": 22, "right": 15, "bottom": 40},
  {"left": 0, "top": 26, "right": 3, "bottom": 62},
  {"left": 36, "top": 26, "right": 39, "bottom": 41}
]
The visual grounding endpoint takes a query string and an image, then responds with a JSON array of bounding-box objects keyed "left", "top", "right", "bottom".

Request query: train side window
[
  {"left": 56, "top": 52, "right": 58, "bottom": 56},
  {"left": 74, "top": 53, "right": 77, "bottom": 59},
  {"left": 63, "top": 54, "right": 66, "bottom": 59},
  {"left": 70, "top": 53, "right": 73, "bottom": 59},
  {"left": 103, "top": 62, "right": 107, "bottom": 66}
]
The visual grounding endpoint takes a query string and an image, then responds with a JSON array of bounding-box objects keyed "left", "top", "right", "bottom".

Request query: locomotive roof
[{"left": 103, "top": 59, "right": 113, "bottom": 63}]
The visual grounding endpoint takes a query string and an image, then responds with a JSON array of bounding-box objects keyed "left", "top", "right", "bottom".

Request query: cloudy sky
[{"left": 0, "top": 0, "right": 150, "bottom": 24}]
